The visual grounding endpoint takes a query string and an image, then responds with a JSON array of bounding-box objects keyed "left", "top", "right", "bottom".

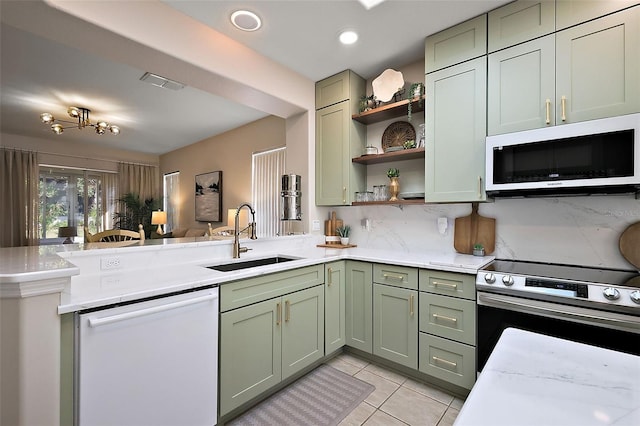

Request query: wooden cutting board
[
  {"left": 454, "top": 203, "right": 496, "bottom": 255},
  {"left": 619, "top": 222, "right": 640, "bottom": 269}
]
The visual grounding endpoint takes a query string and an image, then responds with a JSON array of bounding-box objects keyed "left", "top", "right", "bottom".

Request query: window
[
  {"left": 163, "top": 171, "right": 180, "bottom": 232},
  {"left": 39, "top": 167, "right": 104, "bottom": 243},
  {"left": 252, "top": 147, "right": 285, "bottom": 237}
]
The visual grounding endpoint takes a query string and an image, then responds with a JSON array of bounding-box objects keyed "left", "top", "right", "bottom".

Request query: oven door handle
[{"left": 477, "top": 292, "right": 640, "bottom": 332}]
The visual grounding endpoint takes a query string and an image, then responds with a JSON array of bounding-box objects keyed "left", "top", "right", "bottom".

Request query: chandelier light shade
[{"left": 39, "top": 106, "right": 120, "bottom": 136}]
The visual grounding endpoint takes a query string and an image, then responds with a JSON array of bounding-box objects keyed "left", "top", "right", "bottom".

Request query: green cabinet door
[
  {"left": 315, "top": 101, "right": 366, "bottom": 205},
  {"left": 325, "top": 261, "right": 346, "bottom": 354},
  {"left": 556, "top": 7, "right": 640, "bottom": 124},
  {"left": 488, "top": 0, "right": 555, "bottom": 52},
  {"left": 373, "top": 284, "right": 418, "bottom": 369},
  {"left": 345, "top": 261, "right": 373, "bottom": 353},
  {"left": 281, "top": 285, "right": 324, "bottom": 380},
  {"left": 220, "top": 298, "right": 282, "bottom": 416},
  {"left": 425, "top": 56, "right": 487, "bottom": 202},
  {"left": 488, "top": 35, "right": 556, "bottom": 135},
  {"left": 556, "top": 0, "right": 639, "bottom": 30}
]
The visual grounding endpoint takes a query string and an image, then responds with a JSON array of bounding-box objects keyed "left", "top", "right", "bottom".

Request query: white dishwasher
[{"left": 76, "top": 287, "right": 218, "bottom": 426}]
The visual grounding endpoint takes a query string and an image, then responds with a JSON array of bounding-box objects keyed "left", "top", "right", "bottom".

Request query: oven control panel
[{"left": 477, "top": 272, "right": 640, "bottom": 310}]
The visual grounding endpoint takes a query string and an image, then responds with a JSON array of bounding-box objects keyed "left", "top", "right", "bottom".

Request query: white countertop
[
  {"left": 0, "top": 235, "right": 493, "bottom": 313},
  {"left": 455, "top": 328, "right": 640, "bottom": 426}
]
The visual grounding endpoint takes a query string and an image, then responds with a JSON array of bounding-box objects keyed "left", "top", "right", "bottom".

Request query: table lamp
[
  {"left": 58, "top": 226, "right": 77, "bottom": 244},
  {"left": 151, "top": 210, "right": 167, "bottom": 235},
  {"left": 227, "top": 208, "right": 249, "bottom": 230}
]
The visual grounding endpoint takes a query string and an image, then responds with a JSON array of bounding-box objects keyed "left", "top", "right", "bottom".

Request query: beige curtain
[
  {"left": 101, "top": 172, "right": 119, "bottom": 231},
  {"left": 252, "top": 147, "right": 286, "bottom": 237},
  {"left": 1, "top": 148, "right": 39, "bottom": 247},
  {"left": 118, "top": 162, "right": 160, "bottom": 202}
]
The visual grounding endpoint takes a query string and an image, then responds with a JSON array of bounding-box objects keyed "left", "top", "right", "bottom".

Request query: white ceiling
[{"left": 0, "top": 0, "right": 509, "bottom": 155}]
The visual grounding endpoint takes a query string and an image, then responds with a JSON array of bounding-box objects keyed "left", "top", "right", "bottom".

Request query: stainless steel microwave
[{"left": 485, "top": 113, "right": 640, "bottom": 197}]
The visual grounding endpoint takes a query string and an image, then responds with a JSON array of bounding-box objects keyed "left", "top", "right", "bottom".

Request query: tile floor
[{"left": 325, "top": 353, "right": 465, "bottom": 426}]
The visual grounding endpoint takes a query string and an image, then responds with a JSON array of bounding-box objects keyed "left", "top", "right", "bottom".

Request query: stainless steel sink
[{"left": 207, "top": 256, "right": 298, "bottom": 272}]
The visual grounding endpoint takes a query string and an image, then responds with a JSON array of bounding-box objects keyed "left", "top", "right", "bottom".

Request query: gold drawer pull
[
  {"left": 285, "top": 300, "right": 290, "bottom": 322},
  {"left": 545, "top": 98, "right": 551, "bottom": 125},
  {"left": 276, "top": 302, "right": 281, "bottom": 325},
  {"left": 433, "top": 356, "right": 457, "bottom": 368},
  {"left": 432, "top": 313, "right": 457, "bottom": 323},
  {"left": 409, "top": 294, "right": 414, "bottom": 317},
  {"left": 327, "top": 267, "right": 333, "bottom": 286},
  {"left": 433, "top": 281, "right": 458, "bottom": 290},
  {"left": 561, "top": 95, "right": 567, "bottom": 122},
  {"left": 343, "top": 187, "right": 346, "bottom": 204},
  {"left": 383, "top": 273, "right": 404, "bottom": 281}
]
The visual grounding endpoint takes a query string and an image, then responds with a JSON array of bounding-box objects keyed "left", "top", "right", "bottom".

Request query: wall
[
  {"left": 1, "top": 132, "right": 159, "bottom": 171},
  {"left": 159, "top": 115, "right": 286, "bottom": 231},
  {"left": 324, "top": 194, "right": 640, "bottom": 270}
]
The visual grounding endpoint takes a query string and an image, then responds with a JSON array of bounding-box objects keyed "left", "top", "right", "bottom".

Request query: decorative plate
[
  {"left": 372, "top": 69, "right": 404, "bottom": 102},
  {"left": 382, "top": 121, "right": 416, "bottom": 152}
]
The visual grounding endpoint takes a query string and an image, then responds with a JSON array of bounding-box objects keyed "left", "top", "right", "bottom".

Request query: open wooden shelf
[
  {"left": 352, "top": 198, "right": 425, "bottom": 206},
  {"left": 352, "top": 147, "right": 425, "bottom": 165},
  {"left": 352, "top": 95, "right": 426, "bottom": 125}
]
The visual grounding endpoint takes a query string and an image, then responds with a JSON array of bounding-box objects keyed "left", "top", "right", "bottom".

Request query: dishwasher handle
[{"left": 88, "top": 293, "right": 218, "bottom": 328}]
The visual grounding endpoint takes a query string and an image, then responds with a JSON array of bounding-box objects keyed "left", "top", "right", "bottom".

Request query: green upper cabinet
[
  {"left": 325, "top": 261, "right": 346, "bottom": 354},
  {"left": 555, "top": 6, "right": 640, "bottom": 124},
  {"left": 488, "top": 0, "right": 556, "bottom": 53},
  {"left": 373, "top": 283, "right": 418, "bottom": 369},
  {"left": 315, "top": 70, "right": 366, "bottom": 206},
  {"left": 556, "top": 0, "right": 639, "bottom": 30},
  {"left": 488, "top": 35, "right": 556, "bottom": 135},
  {"left": 425, "top": 14, "right": 487, "bottom": 73},
  {"left": 425, "top": 56, "right": 487, "bottom": 202},
  {"left": 345, "top": 261, "right": 373, "bottom": 353}
]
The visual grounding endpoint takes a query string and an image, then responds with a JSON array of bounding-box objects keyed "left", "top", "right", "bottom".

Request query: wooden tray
[{"left": 316, "top": 244, "right": 357, "bottom": 249}]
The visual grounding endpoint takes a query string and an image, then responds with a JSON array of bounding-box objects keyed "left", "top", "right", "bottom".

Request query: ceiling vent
[{"left": 140, "top": 72, "right": 185, "bottom": 91}]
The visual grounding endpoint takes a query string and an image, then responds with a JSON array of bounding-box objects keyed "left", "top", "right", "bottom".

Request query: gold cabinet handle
[
  {"left": 327, "top": 267, "right": 332, "bottom": 286},
  {"left": 342, "top": 187, "right": 346, "bottom": 204},
  {"left": 432, "top": 313, "right": 457, "bottom": 323},
  {"left": 478, "top": 176, "right": 482, "bottom": 198},
  {"left": 383, "top": 273, "right": 404, "bottom": 281},
  {"left": 276, "top": 302, "right": 281, "bottom": 325},
  {"left": 285, "top": 300, "right": 290, "bottom": 322},
  {"left": 561, "top": 95, "right": 566, "bottom": 122},
  {"left": 545, "top": 98, "right": 551, "bottom": 125},
  {"left": 433, "top": 281, "right": 458, "bottom": 290},
  {"left": 433, "top": 356, "right": 457, "bottom": 368},
  {"left": 409, "top": 294, "right": 414, "bottom": 317}
]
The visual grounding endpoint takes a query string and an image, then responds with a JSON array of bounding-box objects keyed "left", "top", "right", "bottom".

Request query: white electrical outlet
[
  {"left": 101, "top": 256, "right": 122, "bottom": 270},
  {"left": 437, "top": 217, "right": 448, "bottom": 235},
  {"left": 312, "top": 220, "right": 321, "bottom": 231}
]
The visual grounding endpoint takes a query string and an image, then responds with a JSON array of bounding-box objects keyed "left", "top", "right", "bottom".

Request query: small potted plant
[
  {"left": 473, "top": 243, "right": 485, "bottom": 257},
  {"left": 336, "top": 225, "right": 351, "bottom": 246},
  {"left": 407, "top": 82, "right": 424, "bottom": 122},
  {"left": 387, "top": 168, "right": 400, "bottom": 201}
]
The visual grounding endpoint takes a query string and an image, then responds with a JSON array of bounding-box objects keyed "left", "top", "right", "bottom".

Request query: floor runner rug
[{"left": 228, "top": 364, "right": 375, "bottom": 426}]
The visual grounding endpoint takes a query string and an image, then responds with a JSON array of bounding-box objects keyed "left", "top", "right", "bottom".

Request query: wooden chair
[
  {"left": 85, "top": 224, "right": 145, "bottom": 243},
  {"left": 207, "top": 224, "right": 236, "bottom": 240}
]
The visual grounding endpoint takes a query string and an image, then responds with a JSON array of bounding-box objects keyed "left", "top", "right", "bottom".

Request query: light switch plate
[
  {"left": 437, "top": 217, "right": 448, "bottom": 235},
  {"left": 312, "top": 220, "right": 321, "bottom": 231}
]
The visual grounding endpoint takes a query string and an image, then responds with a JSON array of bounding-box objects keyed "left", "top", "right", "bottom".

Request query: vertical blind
[
  {"left": 163, "top": 172, "right": 180, "bottom": 232},
  {"left": 252, "top": 147, "right": 285, "bottom": 238}
]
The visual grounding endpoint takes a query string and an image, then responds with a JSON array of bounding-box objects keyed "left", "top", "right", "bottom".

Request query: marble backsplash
[{"left": 320, "top": 194, "right": 640, "bottom": 270}]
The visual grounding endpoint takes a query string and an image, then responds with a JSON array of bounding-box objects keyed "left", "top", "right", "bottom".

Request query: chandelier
[{"left": 39, "top": 107, "right": 120, "bottom": 136}]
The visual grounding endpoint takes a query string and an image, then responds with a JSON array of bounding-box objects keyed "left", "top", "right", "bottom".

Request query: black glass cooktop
[{"left": 482, "top": 260, "right": 640, "bottom": 288}]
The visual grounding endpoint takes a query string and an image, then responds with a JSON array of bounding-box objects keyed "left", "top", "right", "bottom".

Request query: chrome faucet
[{"left": 233, "top": 203, "right": 257, "bottom": 258}]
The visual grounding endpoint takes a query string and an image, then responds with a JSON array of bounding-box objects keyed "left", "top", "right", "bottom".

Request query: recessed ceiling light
[
  {"left": 231, "top": 10, "right": 262, "bottom": 32},
  {"left": 339, "top": 30, "right": 358, "bottom": 45}
]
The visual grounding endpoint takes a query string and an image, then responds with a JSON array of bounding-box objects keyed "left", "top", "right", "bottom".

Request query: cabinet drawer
[
  {"left": 419, "top": 293, "right": 476, "bottom": 345},
  {"left": 220, "top": 265, "right": 324, "bottom": 312},
  {"left": 425, "top": 14, "right": 487, "bottom": 73},
  {"left": 419, "top": 269, "right": 476, "bottom": 300},
  {"left": 488, "top": 0, "right": 555, "bottom": 52},
  {"left": 419, "top": 333, "right": 476, "bottom": 390},
  {"left": 373, "top": 264, "right": 418, "bottom": 289}
]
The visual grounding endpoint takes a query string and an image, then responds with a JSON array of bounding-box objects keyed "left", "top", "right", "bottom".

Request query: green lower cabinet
[
  {"left": 419, "top": 293, "right": 476, "bottom": 346},
  {"left": 419, "top": 333, "right": 476, "bottom": 390},
  {"left": 220, "top": 285, "right": 324, "bottom": 416},
  {"left": 282, "top": 285, "right": 325, "bottom": 380},
  {"left": 325, "top": 261, "right": 346, "bottom": 354},
  {"left": 373, "top": 284, "right": 418, "bottom": 369},
  {"left": 345, "top": 261, "right": 373, "bottom": 353},
  {"left": 220, "top": 298, "right": 282, "bottom": 416}
]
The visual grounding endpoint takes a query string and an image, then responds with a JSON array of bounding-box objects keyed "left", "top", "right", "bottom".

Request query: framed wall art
[{"left": 195, "top": 171, "right": 222, "bottom": 222}]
